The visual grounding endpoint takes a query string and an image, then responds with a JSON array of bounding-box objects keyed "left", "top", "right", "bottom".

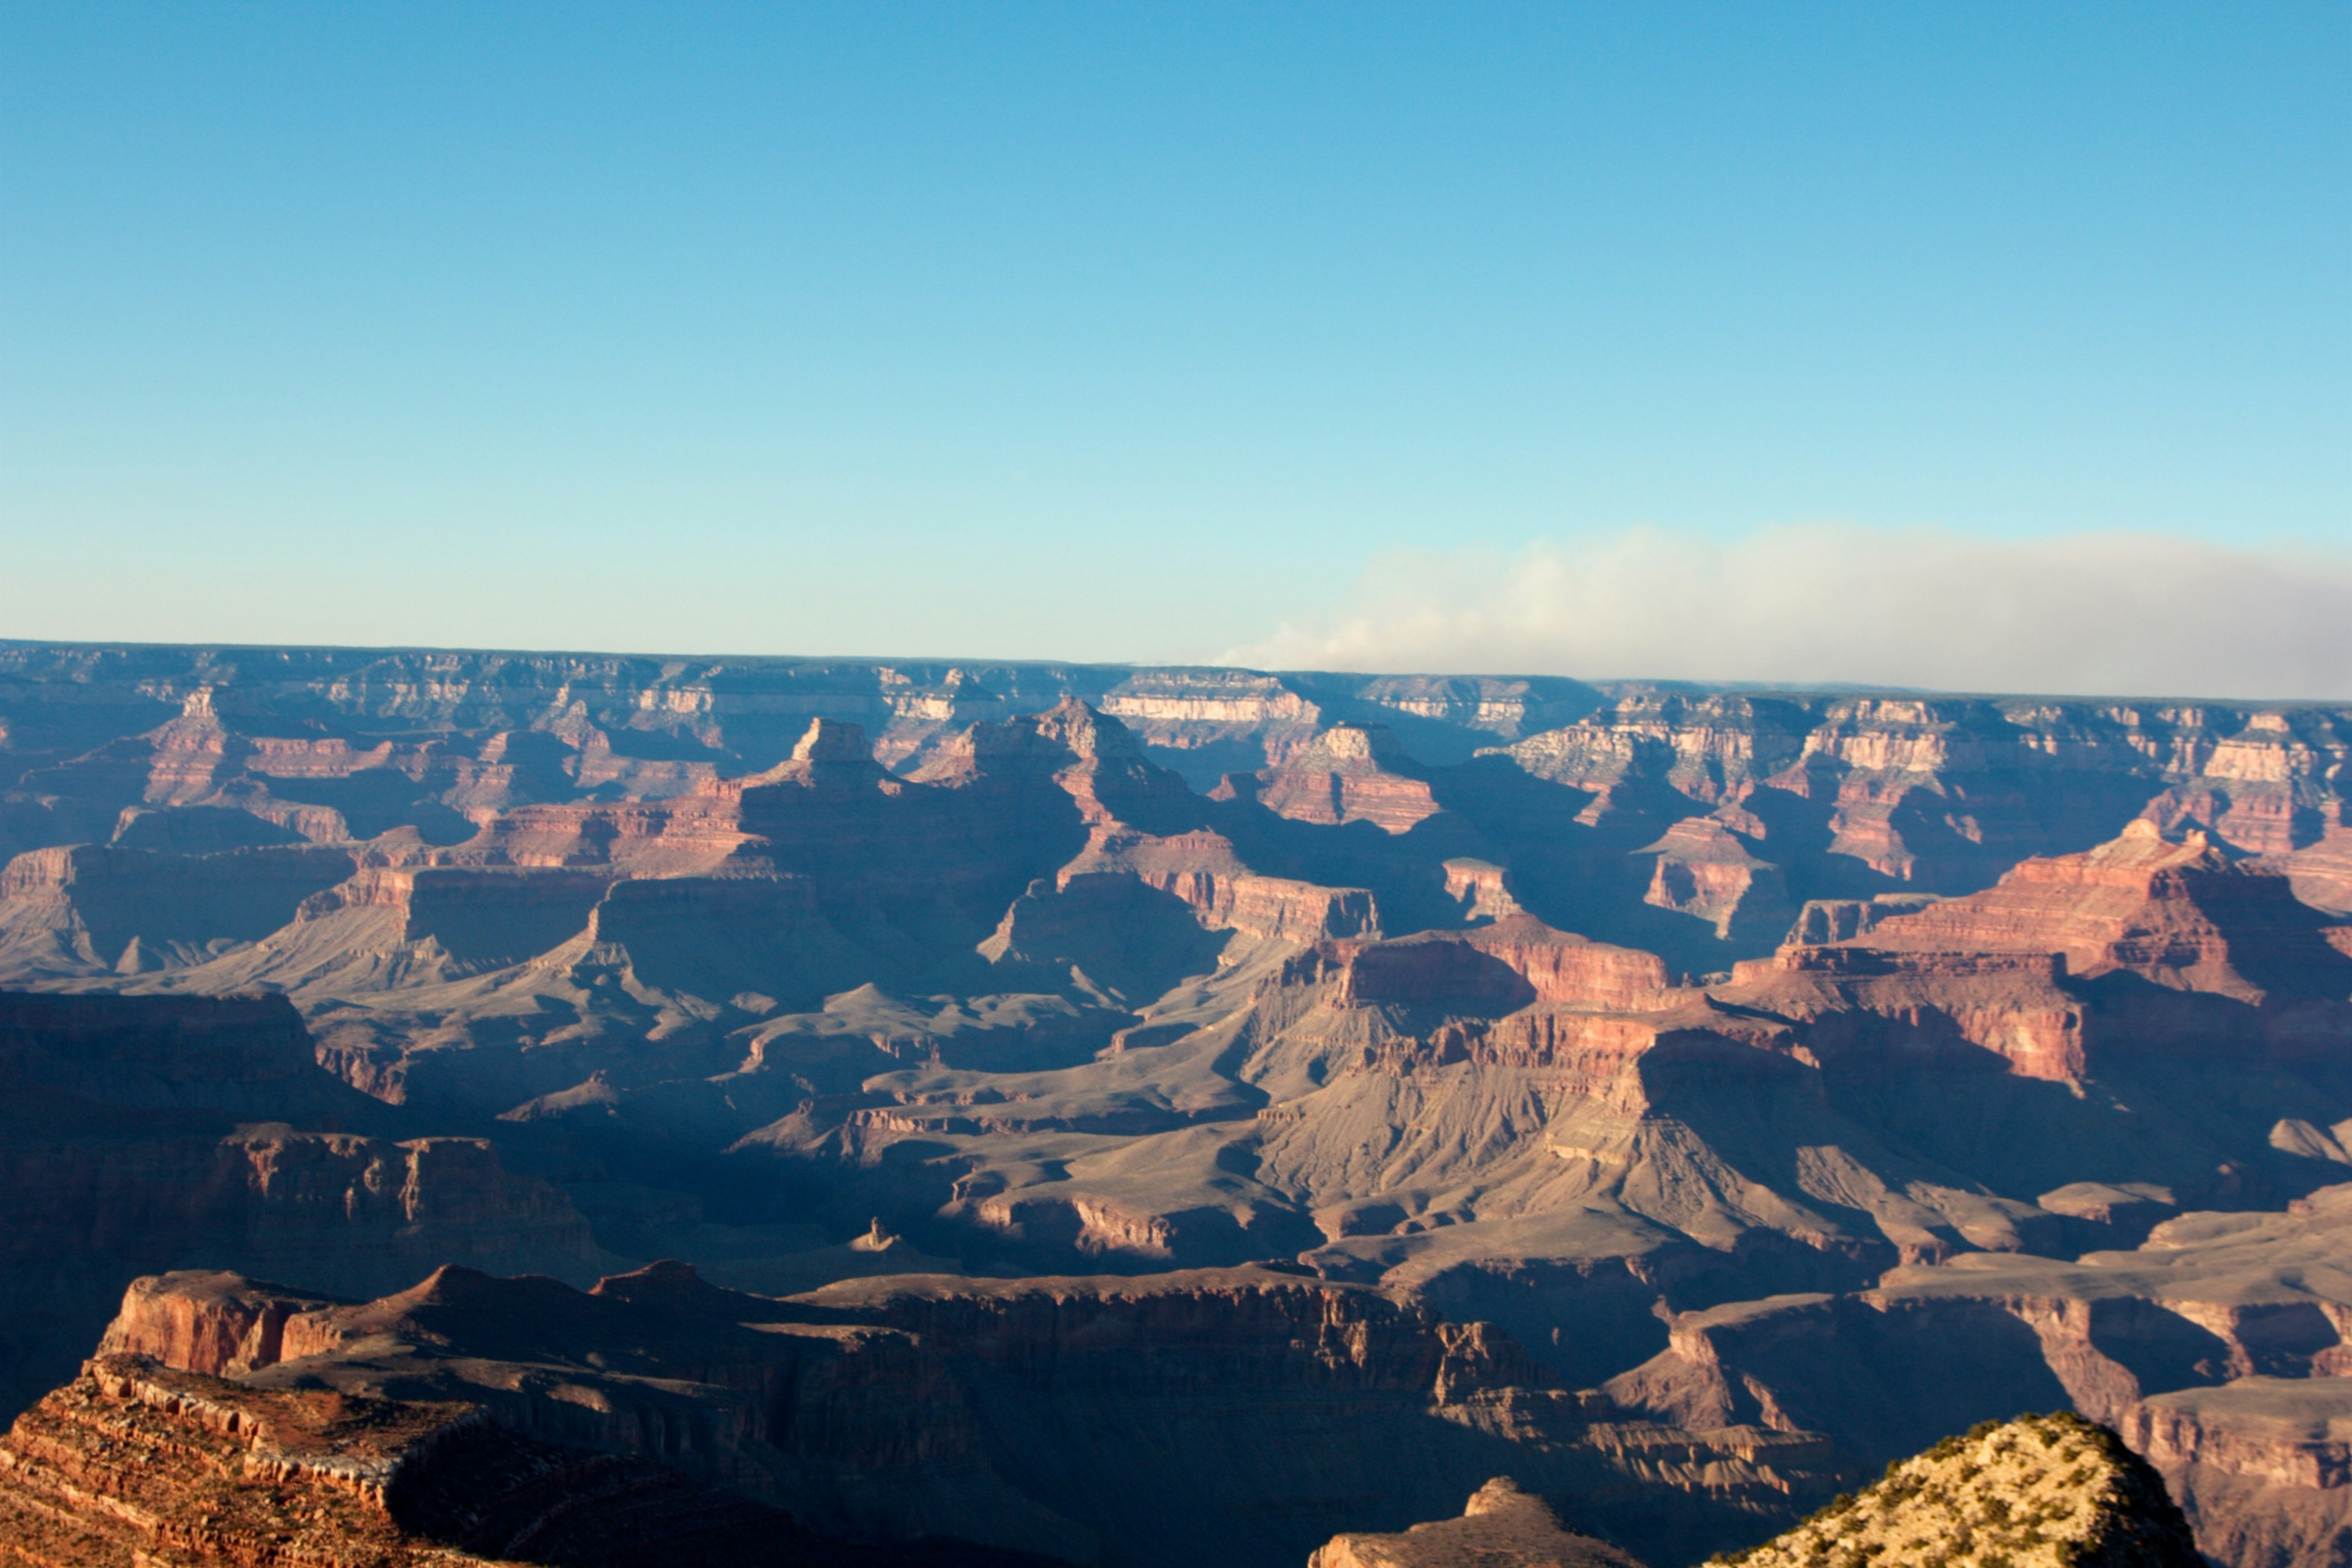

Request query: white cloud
[{"left": 1219, "top": 523, "right": 2352, "bottom": 700}]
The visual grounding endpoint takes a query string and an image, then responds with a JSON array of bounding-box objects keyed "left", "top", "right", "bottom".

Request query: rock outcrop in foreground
[
  {"left": 1308, "top": 1477, "right": 1644, "bottom": 1568},
  {"left": 2, "top": 1263, "right": 1855, "bottom": 1568},
  {"left": 1709, "top": 1414, "right": 2201, "bottom": 1568},
  {"left": 0, "top": 1351, "right": 1042, "bottom": 1567}
]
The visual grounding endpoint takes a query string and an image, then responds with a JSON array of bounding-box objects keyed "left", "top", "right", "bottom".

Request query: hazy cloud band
[{"left": 1221, "top": 524, "right": 2352, "bottom": 701}]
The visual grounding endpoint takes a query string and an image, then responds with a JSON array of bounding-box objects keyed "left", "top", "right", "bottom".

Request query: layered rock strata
[
  {"left": 0, "top": 989, "right": 593, "bottom": 1425},
  {"left": 66, "top": 1262, "right": 1857, "bottom": 1568},
  {"left": 0, "top": 1351, "right": 1034, "bottom": 1568}
]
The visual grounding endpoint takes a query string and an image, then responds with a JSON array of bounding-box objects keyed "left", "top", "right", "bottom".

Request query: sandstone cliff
[{"left": 0, "top": 989, "right": 594, "bottom": 1427}]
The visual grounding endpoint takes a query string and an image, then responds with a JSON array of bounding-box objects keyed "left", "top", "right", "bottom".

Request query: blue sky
[{"left": 2, "top": 3, "right": 2346, "bottom": 684}]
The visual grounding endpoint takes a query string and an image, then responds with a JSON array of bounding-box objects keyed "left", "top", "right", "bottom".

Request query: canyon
[{"left": 0, "top": 643, "right": 2349, "bottom": 1566}]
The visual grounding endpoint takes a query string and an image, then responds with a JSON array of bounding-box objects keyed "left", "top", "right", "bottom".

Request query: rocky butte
[{"left": 0, "top": 643, "right": 2348, "bottom": 1566}]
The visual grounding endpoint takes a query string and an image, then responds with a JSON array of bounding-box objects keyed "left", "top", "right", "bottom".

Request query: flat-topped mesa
[
  {"left": 1259, "top": 723, "right": 1443, "bottom": 834},
  {"left": 1056, "top": 821, "right": 1379, "bottom": 940},
  {"left": 1782, "top": 893, "right": 1943, "bottom": 946},
  {"left": 292, "top": 864, "right": 613, "bottom": 967},
  {"left": 101, "top": 1270, "right": 344, "bottom": 1376},
  {"left": 2121, "top": 1378, "right": 2352, "bottom": 1568},
  {"left": 796, "top": 1266, "right": 1548, "bottom": 1396},
  {"left": 1177, "top": 872, "right": 1381, "bottom": 941},
  {"left": 444, "top": 789, "right": 760, "bottom": 874},
  {"left": 1848, "top": 819, "right": 2352, "bottom": 1003},
  {"left": 1265, "top": 916, "right": 1727, "bottom": 1085},
  {"left": 1316, "top": 916, "right": 1676, "bottom": 1015},
  {"left": 1719, "top": 943, "right": 2089, "bottom": 1082}
]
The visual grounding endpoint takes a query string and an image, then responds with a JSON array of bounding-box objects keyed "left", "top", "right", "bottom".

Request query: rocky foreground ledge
[
  {"left": 1312, "top": 1417, "right": 2203, "bottom": 1568},
  {"left": 0, "top": 1352, "right": 1050, "bottom": 1568},
  {"left": 0, "top": 1262, "right": 1856, "bottom": 1568}
]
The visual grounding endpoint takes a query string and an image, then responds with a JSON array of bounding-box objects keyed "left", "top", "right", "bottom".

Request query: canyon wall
[{"left": 1, "top": 646, "right": 2350, "bottom": 1566}]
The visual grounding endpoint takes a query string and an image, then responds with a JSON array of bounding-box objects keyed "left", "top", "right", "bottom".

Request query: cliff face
[
  {"left": 3, "top": 648, "right": 2352, "bottom": 1568},
  {"left": 0, "top": 843, "right": 356, "bottom": 977},
  {"left": 1597, "top": 1186, "right": 2352, "bottom": 1568},
  {"left": 0, "top": 989, "right": 333, "bottom": 1112},
  {"left": 1853, "top": 819, "right": 2352, "bottom": 1003},
  {"left": 0, "top": 989, "right": 594, "bottom": 1428},
  {"left": 1501, "top": 691, "right": 2351, "bottom": 897},
  {"left": 62, "top": 1262, "right": 1855, "bottom": 1568},
  {"left": 1259, "top": 725, "right": 1445, "bottom": 835},
  {"left": 0, "top": 1351, "right": 977, "bottom": 1568}
]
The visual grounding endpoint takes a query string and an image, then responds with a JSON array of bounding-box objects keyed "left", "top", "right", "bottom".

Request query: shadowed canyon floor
[{"left": 2, "top": 645, "right": 2351, "bottom": 1566}]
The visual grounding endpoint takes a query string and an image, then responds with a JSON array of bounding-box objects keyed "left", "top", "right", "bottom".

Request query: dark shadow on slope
[{"left": 981, "top": 874, "right": 1234, "bottom": 1006}]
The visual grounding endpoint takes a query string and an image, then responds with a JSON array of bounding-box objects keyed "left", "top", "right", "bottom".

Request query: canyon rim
[{"left": 0, "top": 644, "right": 2346, "bottom": 1566}]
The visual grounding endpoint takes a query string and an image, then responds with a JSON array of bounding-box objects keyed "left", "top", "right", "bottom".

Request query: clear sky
[{"left": 3, "top": 3, "right": 2347, "bottom": 690}]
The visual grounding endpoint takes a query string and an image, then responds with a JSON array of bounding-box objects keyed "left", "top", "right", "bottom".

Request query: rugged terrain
[
  {"left": 1708, "top": 1413, "right": 2202, "bottom": 1568},
  {"left": 1308, "top": 1477, "right": 1646, "bottom": 1568},
  {"left": 1305, "top": 1417, "right": 2203, "bottom": 1568},
  {"left": 6, "top": 1262, "right": 1845, "bottom": 1567},
  {"left": 1, "top": 643, "right": 2350, "bottom": 1566}
]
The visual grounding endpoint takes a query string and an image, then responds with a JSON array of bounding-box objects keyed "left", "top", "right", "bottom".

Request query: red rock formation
[
  {"left": 1442, "top": 858, "right": 1520, "bottom": 922},
  {"left": 1638, "top": 818, "right": 1794, "bottom": 944},
  {"left": 1782, "top": 893, "right": 1942, "bottom": 946},
  {"left": 918, "top": 696, "right": 1199, "bottom": 831},
  {"left": 1597, "top": 1189, "right": 2352, "bottom": 1568},
  {"left": 2125, "top": 1380, "right": 2352, "bottom": 1568},
  {"left": 1721, "top": 945, "right": 2089, "bottom": 1080},
  {"left": 444, "top": 786, "right": 758, "bottom": 874},
  {"left": 0, "top": 990, "right": 595, "bottom": 1423},
  {"left": 2264, "top": 819, "right": 2352, "bottom": 918},
  {"left": 1311, "top": 916, "right": 1674, "bottom": 1014},
  {"left": 63, "top": 1262, "right": 1851, "bottom": 1568},
  {"left": 1151, "top": 870, "right": 1380, "bottom": 940},
  {"left": 1856, "top": 820, "right": 2352, "bottom": 1002},
  {"left": 100, "top": 1270, "right": 341, "bottom": 1376},
  {"left": 0, "top": 1351, "right": 824, "bottom": 1567},
  {"left": 1259, "top": 725, "right": 1444, "bottom": 834}
]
